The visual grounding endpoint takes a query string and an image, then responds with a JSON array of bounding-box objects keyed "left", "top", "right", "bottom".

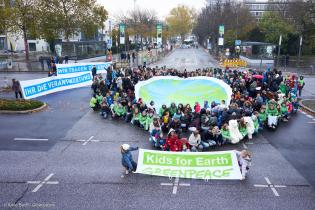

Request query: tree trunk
[{"left": 23, "top": 27, "right": 29, "bottom": 61}]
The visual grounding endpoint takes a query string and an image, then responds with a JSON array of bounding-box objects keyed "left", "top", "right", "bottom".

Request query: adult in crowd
[
  {"left": 89, "top": 65, "right": 302, "bottom": 152},
  {"left": 12, "top": 79, "right": 23, "bottom": 99}
]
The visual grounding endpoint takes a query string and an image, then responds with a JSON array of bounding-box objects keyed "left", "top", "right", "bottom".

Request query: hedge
[{"left": 0, "top": 99, "right": 44, "bottom": 111}]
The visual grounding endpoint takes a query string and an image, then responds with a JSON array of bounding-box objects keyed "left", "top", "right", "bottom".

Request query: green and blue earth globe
[{"left": 135, "top": 76, "right": 232, "bottom": 109}]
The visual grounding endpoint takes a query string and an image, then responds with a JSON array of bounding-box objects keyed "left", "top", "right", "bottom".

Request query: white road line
[
  {"left": 264, "top": 177, "right": 272, "bottom": 185},
  {"left": 14, "top": 138, "right": 48, "bottom": 141},
  {"left": 82, "top": 136, "right": 94, "bottom": 146},
  {"left": 27, "top": 173, "right": 59, "bottom": 193},
  {"left": 161, "top": 177, "right": 190, "bottom": 195},
  {"left": 253, "top": 177, "right": 285, "bottom": 197},
  {"left": 306, "top": 115, "right": 314, "bottom": 119},
  {"left": 242, "top": 143, "right": 248, "bottom": 149},
  {"left": 274, "top": 185, "right": 286, "bottom": 188},
  {"left": 160, "top": 183, "right": 173, "bottom": 186},
  {"left": 307, "top": 122, "right": 315, "bottom": 124},
  {"left": 270, "top": 187, "right": 280, "bottom": 197},
  {"left": 172, "top": 177, "right": 179, "bottom": 194},
  {"left": 254, "top": 184, "right": 268, "bottom": 188}
]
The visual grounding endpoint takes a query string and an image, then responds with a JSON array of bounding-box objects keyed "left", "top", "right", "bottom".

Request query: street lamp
[
  {"left": 276, "top": 35, "right": 282, "bottom": 69},
  {"left": 297, "top": 35, "right": 302, "bottom": 71}
]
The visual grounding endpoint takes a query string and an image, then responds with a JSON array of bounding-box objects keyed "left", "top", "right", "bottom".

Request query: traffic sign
[{"left": 235, "top": 40, "right": 241, "bottom": 46}]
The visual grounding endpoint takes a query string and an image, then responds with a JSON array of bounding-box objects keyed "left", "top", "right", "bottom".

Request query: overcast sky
[{"left": 97, "top": 0, "right": 208, "bottom": 20}]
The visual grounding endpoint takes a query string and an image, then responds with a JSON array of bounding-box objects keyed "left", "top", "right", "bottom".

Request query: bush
[{"left": 0, "top": 99, "right": 44, "bottom": 111}]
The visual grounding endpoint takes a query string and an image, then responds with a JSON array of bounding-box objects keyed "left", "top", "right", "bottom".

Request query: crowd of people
[{"left": 89, "top": 65, "right": 304, "bottom": 153}]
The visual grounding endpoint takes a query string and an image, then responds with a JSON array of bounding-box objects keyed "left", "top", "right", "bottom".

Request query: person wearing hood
[
  {"left": 89, "top": 94, "right": 98, "bottom": 111},
  {"left": 194, "top": 102, "right": 201, "bottom": 113},
  {"left": 164, "top": 129, "right": 182, "bottom": 152},
  {"left": 147, "top": 101, "right": 156, "bottom": 113},
  {"left": 204, "top": 101, "right": 210, "bottom": 110},
  {"left": 159, "top": 104, "right": 168, "bottom": 117},
  {"left": 139, "top": 110, "right": 148, "bottom": 129},
  {"left": 120, "top": 144, "right": 139, "bottom": 176},
  {"left": 169, "top": 103, "right": 177, "bottom": 117}
]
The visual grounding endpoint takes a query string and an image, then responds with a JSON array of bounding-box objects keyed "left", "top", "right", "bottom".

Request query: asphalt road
[
  {"left": 150, "top": 47, "right": 218, "bottom": 71},
  {"left": 1, "top": 48, "right": 315, "bottom": 210}
]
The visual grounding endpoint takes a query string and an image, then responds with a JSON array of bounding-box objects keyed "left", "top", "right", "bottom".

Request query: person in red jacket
[
  {"left": 163, "top": 129, "right": 182, "bottom": 152},
  {"left": 194, "top": 102, "right": 201, "bottom": 113}
]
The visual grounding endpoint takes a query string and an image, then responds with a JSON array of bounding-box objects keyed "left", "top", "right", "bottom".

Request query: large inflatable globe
[{"left": 135, "top": 76, "right": 232, "bottom": 109}]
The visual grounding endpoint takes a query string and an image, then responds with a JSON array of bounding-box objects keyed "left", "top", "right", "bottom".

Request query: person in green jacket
[
  {"left": 131, "top": 107, "right": 141, "bottom": 126},
  {"left": 221, "top": 123, "right": 231, "bottom": 143},
  {"left": 159, "top": 105, "right": 167, "bottom": 117},
  {"left": 96, "top": 92, "right": 103, "bottom": 105},
  {"left": 139, "top": 110, "right": 148, "bottom": 129},
  {"left": 252, "top": 112, "right": 260, "bottom": 133},
  {"left": 90, "top": 94, "right": 98, "bottom": 111},
  {"left": 266, "top": 102, "right": 279, "bottom": 116},
  {"left": 145, "top": 111, "right": 154, "bottom": 131},
  {"left": 279, "top": 82, "right": 287, "bottom": 95},
  {"left": 258, "top": 106, "right": 267, "bottom": 129},
  {"left": 112, "top": 102, "right": 126, "bottom": 118},
  {"left": 169, "top": 103, "right": 177, "bottom": 117},
  {"left": 239, "top": 118, "right": 248, "bottom": 138}
]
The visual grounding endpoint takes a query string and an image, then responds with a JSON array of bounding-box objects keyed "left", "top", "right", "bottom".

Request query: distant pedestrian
[
  {"left": 127, "top": 52, "right": 131, "bottom": 63},
  {"left": 91, "top": 65, "right": 97, "bottom": 78},
  {"left": 298, "top": 75, "right": 305, "bottom": 97},
  {"left": 132, "top": 52, "right": 136, "bottom": 63},
  {"left": 64, "top": 55, "right": 69, "bottom": 64},
  {"left": 12, "top": 79, "right": 22, "bottom": 99},
  {"left": 120, "top": 144, "right": 138, "bottom": 177}
]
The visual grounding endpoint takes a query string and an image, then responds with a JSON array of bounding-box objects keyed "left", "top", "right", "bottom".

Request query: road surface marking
[
  {"left": 160, "top": 177, "right": 190, "bottom": 195},
  {"left": 27, "top": 173, "right": 59, "bottom": 192},
  {"left": 307, "top": 121, "right": 315, "bottom": 124},
  {"left": 76, "top": 136, "right": 100, "bottom": 146},
  {"left": 306, "top": 114, "right": 314, "bottom": 119},
  {"left": 242, "top": 143, "right": 248, "bottom": 149},
  {"left": 254, "top": 177, "right": 286, "bottom": 197},
  {"left": 14, "top": 138, "right": 48, "bottom": 141}
]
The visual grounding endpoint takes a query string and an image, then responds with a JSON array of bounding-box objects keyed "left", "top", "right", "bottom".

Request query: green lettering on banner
[
  {"left": 140, "top": 167, "right": 233, "bottom": 179},
  {"left": 143, "top": 152, "right": 232, "bottom": 167}
]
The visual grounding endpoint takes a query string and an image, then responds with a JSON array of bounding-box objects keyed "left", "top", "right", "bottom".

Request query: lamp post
[
  {"left": 297, "top": 35, "right": 302, "bottom": 71},
  {"left": 276, "top": 35, "right": 282, "bottom": 69}
]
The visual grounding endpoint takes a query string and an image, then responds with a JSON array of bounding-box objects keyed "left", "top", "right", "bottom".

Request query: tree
[
  {"left": 258, "top": 12, "right": 294, "bottom": 44},
  {"left": 193, "top": 1, "right": 255, "bottom": 51},
  {"left": 39, "top": 0, "right": 107, "bottom": 42},
  {"left": 7, "top": 0, "right": 40, "bottom": 60},
  {"left": 119, "top": 8, "right": 158, "bottom": 49},
  {"left": 80, "top": 5, "right": 108, "bottom": 40},
  {"left": 166, "top": 5, "right": 195, "bottom": 41}
]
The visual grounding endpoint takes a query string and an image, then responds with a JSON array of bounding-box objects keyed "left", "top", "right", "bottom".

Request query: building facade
[{"left": 243, "top": 0, "right": 290, "bottom": 21}]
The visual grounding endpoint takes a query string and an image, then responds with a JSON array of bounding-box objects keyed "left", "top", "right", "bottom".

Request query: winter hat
[
  {"left": 168, "top": 128, "right": 175, "bottom": 135},
  {"left": 122, "top": 144, "right": 130, "bottom": 151}
]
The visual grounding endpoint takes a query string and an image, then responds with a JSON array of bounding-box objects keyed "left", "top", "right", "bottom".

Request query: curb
[
  {"left": 0, "top": 102, "right": 47, "bottom": 114},
  {"left": 299, "top": 99, "right": 315, "bottom": 115}
]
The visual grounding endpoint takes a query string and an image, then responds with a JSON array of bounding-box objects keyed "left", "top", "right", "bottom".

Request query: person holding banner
[
  {"left": 120, "top": 144, "right": 139, "bottom": 176},
  {"left": 235, "top": 150, "right": 252, "bottom": 180},
  {"left": 91, "top": 65, "right": 97, "bottom": 78}
]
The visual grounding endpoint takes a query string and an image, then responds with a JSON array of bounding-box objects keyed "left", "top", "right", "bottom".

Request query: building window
[
  {"left": 29, "top": 43, "right": 36, "bottom": 51},
  {"left": 0, "top": 37, "right": 5, "bottom": 50}
]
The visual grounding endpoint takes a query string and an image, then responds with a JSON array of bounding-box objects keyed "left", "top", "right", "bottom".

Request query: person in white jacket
[
  {"left": 188, "top": 130, "right": 202, "bottom": 152},
  {"left": 235, "top": 150, "right": 252, "bottom": 180}
]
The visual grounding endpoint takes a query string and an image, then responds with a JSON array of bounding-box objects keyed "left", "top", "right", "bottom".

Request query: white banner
[
  {"left": 20, "top": 72, "right": 93, "bottom": 99},
  {"left": 56, "top": 62, "right": 112, "bottom": 75},
  {"left": 136, "top": 149, "right": 242, "bottom": 180}
]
